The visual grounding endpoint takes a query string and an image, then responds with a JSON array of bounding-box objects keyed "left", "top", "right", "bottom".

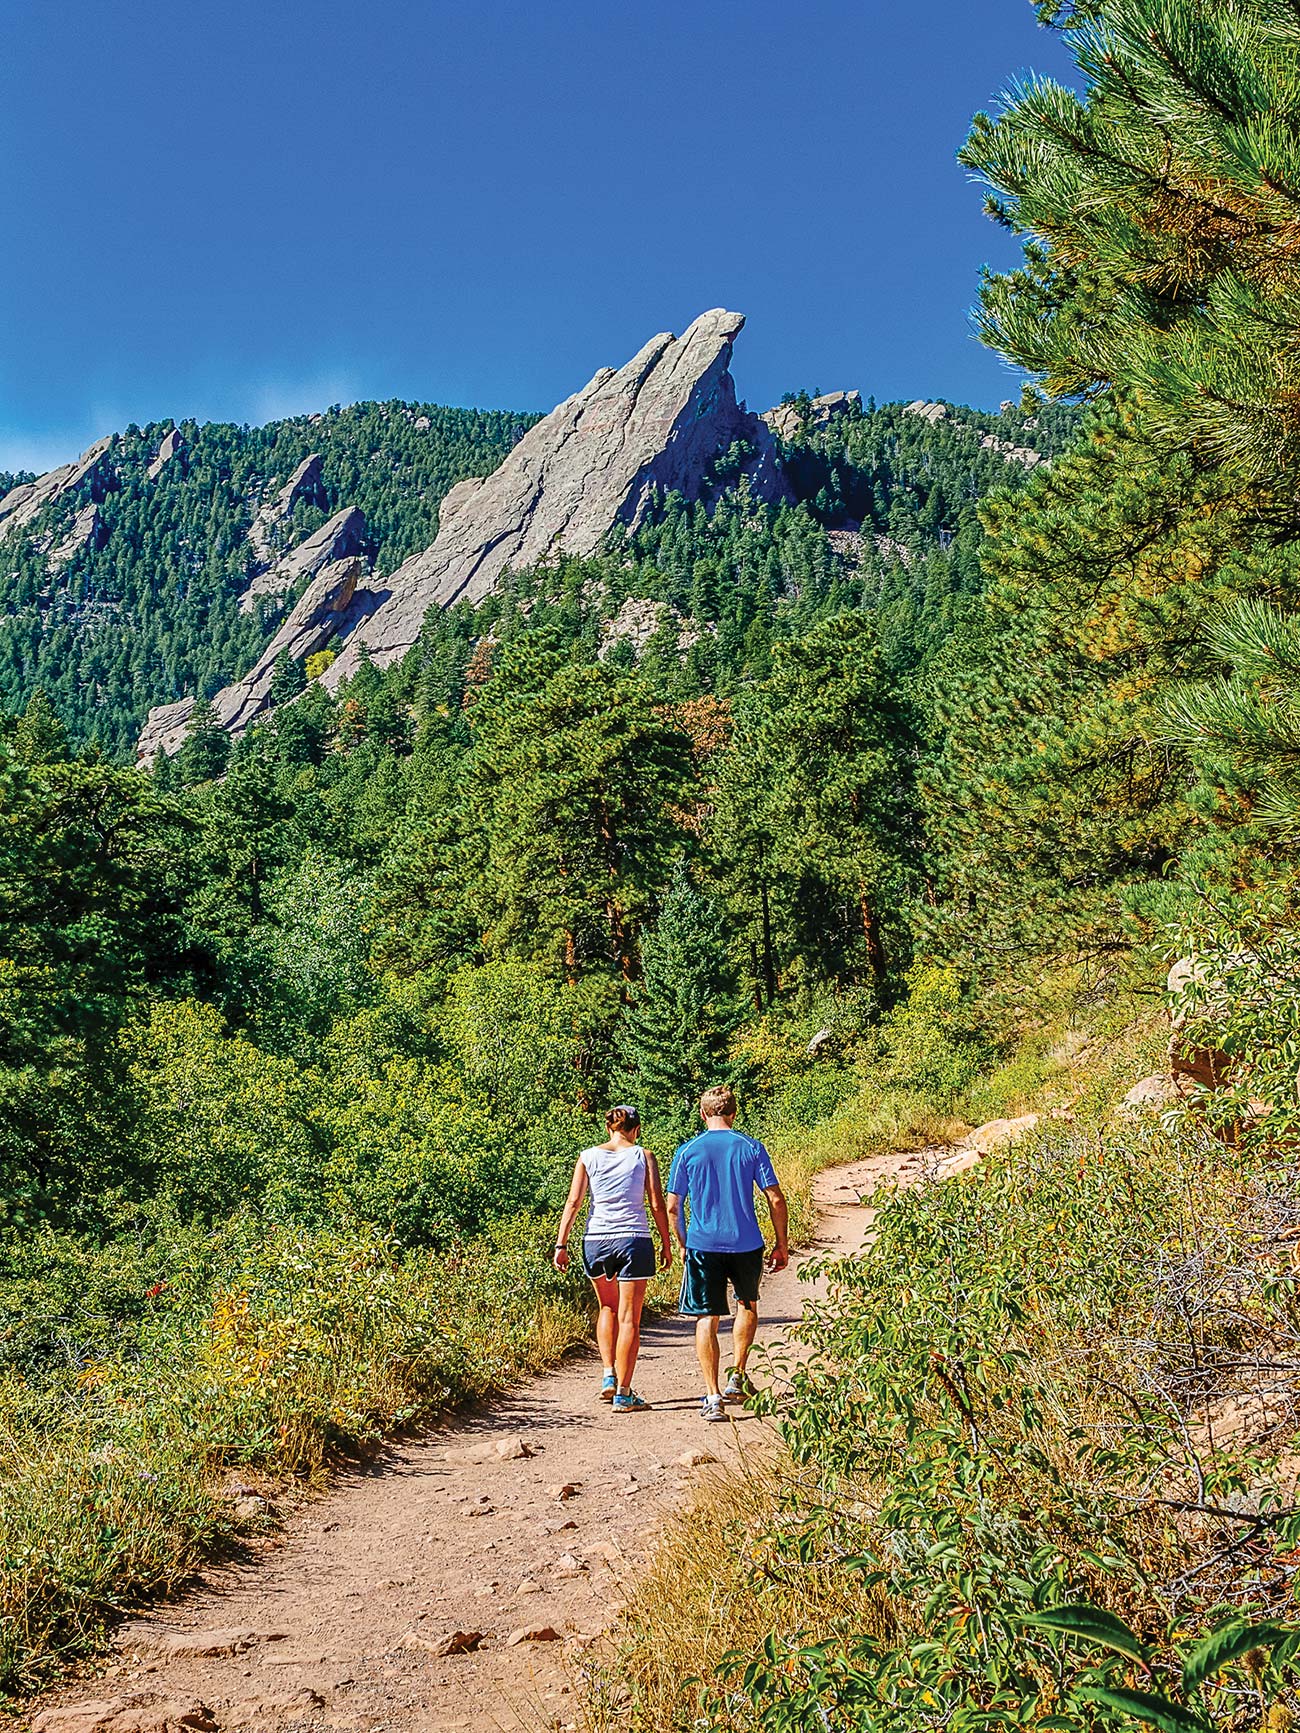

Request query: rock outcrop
[
  {"left": 137, "top": 310, "right": 787, "bottom": 757},
  {"left": 979, "top": 431, "right": 1043, "bottom": 468},
  {"left": 762, "top": 389, "right": 861, "bottom": 440},
  {"left": 137, "top": 554, "right": 378, "bottom": 760},
  {"left": 147, "top": 428, "right": 185, "bottom": 481},
  {"left": 319, "top": 309, "right": 787, "bottom": 687},
  {"left": 137, "top": 696, "right": 199, "bottom": 764},
  {"left": 50, "top": 501, "right": 106, "bottom": 568},
  {"left": 0, "top": 435, "right": 114, "bottom": 541},
  {"left": 248, "top": 454, "right": 328, "bottom": 564},
  {"left": 240, "top": 505, "right": 368, "bottom": 614}
]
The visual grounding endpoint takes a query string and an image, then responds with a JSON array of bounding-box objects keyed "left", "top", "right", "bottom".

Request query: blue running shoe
[
  {"left": 600, "top": 1372, "right": 617, "bottom": 1402},
  {"left": 612, "top": 1390, "right": 651, "bottom": 1413}
]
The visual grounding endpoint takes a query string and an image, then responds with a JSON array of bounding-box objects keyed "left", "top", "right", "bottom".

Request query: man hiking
[{"left": 666, "top": 1084, "right": 789, "bottom": 1423}]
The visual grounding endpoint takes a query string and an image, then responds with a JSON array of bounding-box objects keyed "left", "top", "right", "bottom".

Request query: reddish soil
[{"left": 33, "top": 1144, "right": 944, "bottom": 1733}]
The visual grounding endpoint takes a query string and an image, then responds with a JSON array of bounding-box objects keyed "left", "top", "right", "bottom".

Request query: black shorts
[
  {"left": 583, "top": 1235, "right": 656, "bottom": 1282},
  {"left": 679, "top": 1247, "right": 764, "bottom": 1316}
]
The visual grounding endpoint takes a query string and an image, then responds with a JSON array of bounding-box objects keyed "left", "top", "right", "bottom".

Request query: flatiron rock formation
[
  {"left": 147, "top": 428, "right": 185, "bottom": 481},
  {"left": 319, "top": 308, "right": 786, "bottom": 687},
  {"left": 0, "top": 435, "right": 115, "bottom": 542},
  {"left": 138, "top": 309, "right": 785, "bottom": 755},
  {"left": 240, "top": 505, "right": 368, "bottom": 614},
  {"left": 247, "top": 454, "right": 329, "bottom": 565},
  {"left": 136, "top": 553, "right": 377, "bottom": 762}
]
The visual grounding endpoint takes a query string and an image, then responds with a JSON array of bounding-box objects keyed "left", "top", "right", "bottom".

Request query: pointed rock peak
[
  {"left": 317, "top": 309, "right": 787, "bottom": 686},
  {"left": 0, "top": 435, "right": 115, "bottom": 540}
]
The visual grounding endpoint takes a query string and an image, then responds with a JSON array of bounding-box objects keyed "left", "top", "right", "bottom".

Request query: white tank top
[{"left": 580, "top": 1143, "right": 650, "bottom": 1239}]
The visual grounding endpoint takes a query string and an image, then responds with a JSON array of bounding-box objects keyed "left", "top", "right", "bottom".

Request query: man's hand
[
  {"left": 553, "top": 1245, "right": 570, "bottom": 1273},
  {"left": 659, "top": 1240, "right": 674, "bottom": 1271},
  {"left": 766, "top": 1244, "right": 789, "bottom": 1273}
]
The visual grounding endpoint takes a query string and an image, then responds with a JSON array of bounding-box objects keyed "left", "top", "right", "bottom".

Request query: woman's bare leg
[
  {"left": 615, "top": 1280, "right": 648, "bottom": 1391},
  {"left": 591, "top": 1275, "right": 619, "bottom": 1373}
]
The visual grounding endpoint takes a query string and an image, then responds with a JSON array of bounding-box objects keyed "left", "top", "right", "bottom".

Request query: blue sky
[{"left": 0, "top": 1, "right": 1076, "bottom": 475}]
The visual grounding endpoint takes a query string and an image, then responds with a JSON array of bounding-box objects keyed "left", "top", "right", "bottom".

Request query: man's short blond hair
[{"left": 699, "top": 1083, "right": 737, "bottom": 1119}]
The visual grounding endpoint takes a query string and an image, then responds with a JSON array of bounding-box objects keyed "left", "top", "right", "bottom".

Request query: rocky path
[{"left": 32, "top": 1142, "right": 953, "bottom": 1733}]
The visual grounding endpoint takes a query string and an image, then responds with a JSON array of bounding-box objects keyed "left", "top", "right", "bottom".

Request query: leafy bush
[{"left": 591, "top": 1106, "right": 1300, "bottom": 1732}]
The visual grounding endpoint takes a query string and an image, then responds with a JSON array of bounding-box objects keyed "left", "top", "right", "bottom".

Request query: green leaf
[
  {"left": 1021, "top": 1604, "right": 1150, "bottom": 1665},
  {"left": 1181, "top": 1620, "right": 1295, "bottom": 1695},
  {"left": 1078, "top": 1687, "right": 1210, "bottom": 1733}
]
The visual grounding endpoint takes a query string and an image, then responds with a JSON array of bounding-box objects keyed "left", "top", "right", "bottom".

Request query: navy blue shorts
[
  {"left": 679, "top": 1247, "right": 764, "bottom": 1316},
  {"left": 583, "top": 1235, "right": 656, "bottom": 1282}
]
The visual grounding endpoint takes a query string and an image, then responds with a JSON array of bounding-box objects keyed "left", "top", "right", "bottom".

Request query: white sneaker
[{"left": 701, "top": 1394, "right": 726, "bottom": 1422}]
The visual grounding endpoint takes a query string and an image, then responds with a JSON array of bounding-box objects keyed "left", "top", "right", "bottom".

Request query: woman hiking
[{"left": 553, "top": 1105, "right": 672, "bottom": 1413}]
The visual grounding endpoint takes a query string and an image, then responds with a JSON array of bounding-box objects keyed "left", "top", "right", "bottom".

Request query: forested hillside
[
  {"left": 0, "top": 402, "right": 532, "bottom": 755},
  {"left": 15, "top": 0, "right": 1300, "bottom": 1723}
]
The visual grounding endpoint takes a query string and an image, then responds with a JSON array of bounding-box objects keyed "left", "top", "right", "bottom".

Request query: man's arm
[
  {"left": 666, "top": 1191, "right": 688, "bottom": 1255},
  {"left": 762, "top": 1184, "right": 789, "bottom": 1271}
]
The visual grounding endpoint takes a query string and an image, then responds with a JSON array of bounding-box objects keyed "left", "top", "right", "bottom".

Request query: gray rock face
[
  {"left": 209, "top": 556, "right": 377, "bottom": 739},
  {"left": 50, "top": 501, "right": 105, "bottom": 569},
  {"left": 0, "top": 435, "right": 114, "bottom": 541},
  {"left": 762, "top": 389, "right": 861, "bottom": 440},
  {"left": 248, "top": 454, "right": 328, "bottom": 564},
  {"left": 437, "top": 475, "right": 486, "bottom": 526},
  {"left": 321, "top": 309, "right": 787, "bottom": 687},
  {"left": 136, "top": 697, "right": 198, "bottom": 764},
  {"left": 240, "top": 505, "right": 368, "bottom": 614},
  {"left": 146, "top": 428, "right": 185, "bottom": 481}
]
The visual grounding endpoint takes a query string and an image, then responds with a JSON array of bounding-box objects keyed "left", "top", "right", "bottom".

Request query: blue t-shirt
[{"left": 666, "top": 1129, "right": 778, "bottom": 1253}]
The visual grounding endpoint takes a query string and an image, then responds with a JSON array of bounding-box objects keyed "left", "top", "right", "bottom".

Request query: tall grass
[{"left": 0, "top": 1216, "right": 587, "bottom": 1693}]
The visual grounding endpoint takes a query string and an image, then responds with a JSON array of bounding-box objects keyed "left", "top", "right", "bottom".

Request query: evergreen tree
[
  {"left": 463, "top": 648, "right": 694, "bottom": 981},
  {"left": 176, "top": 699, "right": 231, "bottom": 786},
  {"left": 269, "top": 649, "right": 306, "bottom": 706},
  {"left": 14, "top": 688, "right": 69, "bottom": 764},
  {"left": 961, "top": 0, "right": 1300, "bottom": 490},
  {"left": 615, "top": 866, "right": 745, "bottom": 1147}
]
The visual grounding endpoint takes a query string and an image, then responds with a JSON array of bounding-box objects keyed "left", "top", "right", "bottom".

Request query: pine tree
[
  {"left": 269, "top": 649, "right": 306, "bottom": 706},
  {"left": 615, "top": 866, "right": 745, "bottom": 1147},
  {"left": 961, "top": 0, "right": 1300, "bottom": 490},
  {"left": 1161, "top": 595, "right": 1300, "bottom": 829},
  {"left": 176, "top": 700, "right": 231, "bottom": 786},
  {"left": 14, "top": 688, "right": 69, "bottom": 764}
]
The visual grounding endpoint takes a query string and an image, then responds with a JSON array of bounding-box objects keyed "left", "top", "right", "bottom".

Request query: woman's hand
[
  {"left": 659, "top": 1239, "right": 673, "bottom": 1271},
  {"left": 553, "top": 1245, "right": 570, "bottom": 1272}
]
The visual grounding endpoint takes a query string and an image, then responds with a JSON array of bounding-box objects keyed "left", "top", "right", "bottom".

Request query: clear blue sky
[{"left": 0, "top": 1, "right": 1076, "bottom": 475}]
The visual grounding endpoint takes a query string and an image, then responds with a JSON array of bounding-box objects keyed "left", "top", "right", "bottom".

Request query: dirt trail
[{"left": 37, "top": 1143, "right": 948, "bottom": 1733}]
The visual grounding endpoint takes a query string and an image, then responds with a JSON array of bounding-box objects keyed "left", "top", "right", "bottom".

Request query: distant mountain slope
[
  {"left": 0, "top": 402, "right": 534, "bottom": 754},
  {"left": 0, "top": 347, "right": 1082, "bottom": 762}
]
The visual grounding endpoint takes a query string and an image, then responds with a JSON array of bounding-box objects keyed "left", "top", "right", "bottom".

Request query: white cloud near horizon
[{"left": 0, "top": 367, "right": 367, "bottom": 478}]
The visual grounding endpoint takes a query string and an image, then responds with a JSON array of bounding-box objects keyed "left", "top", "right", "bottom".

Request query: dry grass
[{"left": 576, "top": 1452, "right": 893, "bottom": 1733}]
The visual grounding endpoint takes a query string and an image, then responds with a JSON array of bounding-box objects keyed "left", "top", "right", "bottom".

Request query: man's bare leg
[
  {"left": 732, "top": 1299, "right": 759, "bottom": 1376},
  {"left": 694, "top": 1314, "right": 722, "bottom": 1397}
]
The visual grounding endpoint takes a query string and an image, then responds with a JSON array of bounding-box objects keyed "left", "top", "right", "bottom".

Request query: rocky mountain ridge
[{"left": 139, "top": 309, "right": 787, "bottom": 754}]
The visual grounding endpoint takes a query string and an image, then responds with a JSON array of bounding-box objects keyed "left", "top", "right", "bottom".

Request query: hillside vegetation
[
  {"left": 11, "top": 1, "right": 1300, "bottom": 1726},
  {"left": 580, "top": 2, "right": 1300, "bottom": 1729}
]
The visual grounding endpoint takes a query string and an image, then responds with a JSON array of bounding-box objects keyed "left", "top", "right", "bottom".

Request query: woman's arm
[
  {"left": 553, "top": 1161, "right": 589, "bottom": 1271},
  {"left": 644, "top": 1152, "right": 673, "bottom": 1269}
]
